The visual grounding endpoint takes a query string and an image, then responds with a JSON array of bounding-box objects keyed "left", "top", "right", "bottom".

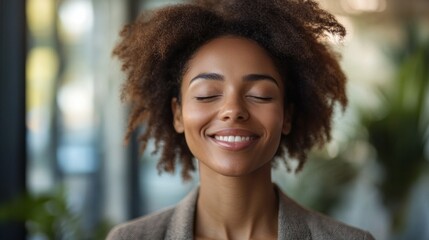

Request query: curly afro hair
[{"left": 113, "top": 0, "right": 347, "bottom": 180}]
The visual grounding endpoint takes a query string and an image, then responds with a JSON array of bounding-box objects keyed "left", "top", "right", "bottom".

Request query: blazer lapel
[
  {"left": 164, "top": 188, "right": 199, "bottom": 240},
  {"left": 277, "top": 189, "right": 312, "bottom": 240}
]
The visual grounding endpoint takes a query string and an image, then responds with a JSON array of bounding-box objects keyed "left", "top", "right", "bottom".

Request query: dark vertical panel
[
  {"left": 127, "top": 0, "right": 142, "bottom": 219},
  {"left": 0, "top": 0, "right": 27, "bottom": 239},
  {"left": 128, "top": 132, "right": 142, "bottom": 219}
]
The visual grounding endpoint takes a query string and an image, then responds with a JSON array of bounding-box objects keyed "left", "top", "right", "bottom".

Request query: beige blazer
[{"left": 107, "top": 187, "right": 374, "bottom": 240}]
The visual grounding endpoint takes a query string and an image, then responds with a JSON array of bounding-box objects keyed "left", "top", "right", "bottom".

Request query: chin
[
  {"left": 208, "top": 160, "right": 268, "bottom": 178},
  {"left": 216, "top": 169, "right": 254, "bottom": 178}
]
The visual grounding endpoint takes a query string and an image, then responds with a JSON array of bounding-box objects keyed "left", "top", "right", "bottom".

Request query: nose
[{"left": 219, "top": 94, "right": 249, "bottom": 122}]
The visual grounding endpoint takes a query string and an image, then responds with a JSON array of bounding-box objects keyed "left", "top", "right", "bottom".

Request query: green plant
[
  {"left": 363, "top": 25, "right": 429, "bottom": 231},
  {"left": 275, "top": 146, "right": 360, "bottom": 214},
  {"left": 0, "top": 188, "right": 112, "bottom": 240}
]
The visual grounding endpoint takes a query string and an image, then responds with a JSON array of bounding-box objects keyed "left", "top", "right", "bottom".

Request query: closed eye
[
  {"left": 247, "top": 96, "right": 273, "bottom": 102},
  {"left": 194, "top": 95, "right": 221, "bottom": 101}
]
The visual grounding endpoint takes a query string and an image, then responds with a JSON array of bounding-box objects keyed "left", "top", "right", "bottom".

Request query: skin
[{"left": 172, "top": 36, "right": 292, "bottom": 240}]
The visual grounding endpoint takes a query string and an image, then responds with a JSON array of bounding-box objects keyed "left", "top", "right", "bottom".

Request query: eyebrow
[
  {"left": 190, "top": 73, "right": 223, "bottom": 84},
  {"left": 189, "top": 73, "right": 279, "bottom": 86}
]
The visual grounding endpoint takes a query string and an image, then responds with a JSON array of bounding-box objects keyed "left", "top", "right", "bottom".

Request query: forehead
[
  {"left": 183, "top": 36, "right": 282, "bottom": 82},
  {"left": 192, "top": 36, "right": 270, "bottom": 58}
]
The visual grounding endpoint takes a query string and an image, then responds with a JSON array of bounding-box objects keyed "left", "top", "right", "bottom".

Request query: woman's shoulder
[
  {"left": 106, "top": 189, "right": 199, "bottom": 240},
  {"left": 278, "top": 190, "right": 374, "bottom": 240},
  {"left": 105, "top": 207, "right": 175, "bottom": 240},
  {"left": 302, "top": 208, "right": 375, "bottom": 240}
]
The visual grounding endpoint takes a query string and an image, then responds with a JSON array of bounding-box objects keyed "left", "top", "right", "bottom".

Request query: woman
[{"left": 107, "top": 0, "right": 375, "bottom": 239}]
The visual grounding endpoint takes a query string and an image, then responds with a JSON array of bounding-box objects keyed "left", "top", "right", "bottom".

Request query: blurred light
[
  {"left": 27, "top": 47, "right": 58, "bottom": 85},
  {"left": 57, "top": 76, "right": 94, "bottom": 130},
  {"left": 27, "top": 108, "right": 50, "bottom": 136},
  {"left": 341, "top": 0, "right": 387, "bottom": 14},
  {"left": 58, "top": 145, "right": 97, "bottom": 174},
  {"left": 59, "top": 0, "right": 94, "bottom": 41},
  {"left": 142, "top": 0, "right": 182, "bottom": 10},
  {"left": 26, "top": 47, "right": 59, "bottom": 109},
  {"left": 327, "top": 142, "right": 340, "bottom": 158},
  {"left": 28, "top": 166, "right": 54, "bottom": 193},
  {"left": 27, "top": 0, "right": 55, "bottom": 37}
]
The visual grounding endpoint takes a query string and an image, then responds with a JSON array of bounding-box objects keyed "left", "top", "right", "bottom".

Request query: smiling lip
[{"left": 209, "top": 129, "right": 259, "bottom": 151}]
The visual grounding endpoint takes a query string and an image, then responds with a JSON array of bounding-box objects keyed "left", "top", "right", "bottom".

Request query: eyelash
[
  {"left": 249, "top": 96, "right": 273, "bottom": 101},
  {"left": 194, "top": 95, "right": 221, "bottom": 101},
  {"left": 194, "top": 95, "right": 273, "bottom": 102}
]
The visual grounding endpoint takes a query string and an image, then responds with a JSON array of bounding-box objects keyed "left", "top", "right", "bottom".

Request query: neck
[{"left": 195, "top": 163, "right": 278, "bottom": 240}]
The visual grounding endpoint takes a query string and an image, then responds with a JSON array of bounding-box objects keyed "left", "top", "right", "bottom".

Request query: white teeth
[{"left": 214, "top": 136, "right": 252, "bottom": 142}]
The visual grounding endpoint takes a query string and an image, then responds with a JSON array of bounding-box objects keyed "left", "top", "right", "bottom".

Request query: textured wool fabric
[{"left": 106, "top": 187, "right": 374, "bottom": 240}]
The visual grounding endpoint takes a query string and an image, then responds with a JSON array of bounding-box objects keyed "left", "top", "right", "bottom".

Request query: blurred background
[{"left": 0, "top": 0, "right": 428, "bottom": 239}]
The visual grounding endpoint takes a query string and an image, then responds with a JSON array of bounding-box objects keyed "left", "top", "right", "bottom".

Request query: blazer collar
[
  {"left": 165, "top": 185, "right": 312, "bottom": 240},
  {"left": 165, "top": 188, "right": 198, "bottom": 240},
  {"left": 277, "top": 187, "right": 312, "bottom": 240}
]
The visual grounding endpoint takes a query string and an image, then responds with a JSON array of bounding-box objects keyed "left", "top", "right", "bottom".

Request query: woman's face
[{"left": 172, "top": 36, "right": 291, "bottom": 177}]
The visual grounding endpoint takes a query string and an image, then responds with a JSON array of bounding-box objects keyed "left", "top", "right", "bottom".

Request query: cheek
[
  {"left": 180, "top": 104, "right": 215, "bottom": 159},
  {"left": 254, "top": 104, "right": 284, "bottom": 127},
  {"left": 181, "top": 104, "right": 213, "bottom": 130}
]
